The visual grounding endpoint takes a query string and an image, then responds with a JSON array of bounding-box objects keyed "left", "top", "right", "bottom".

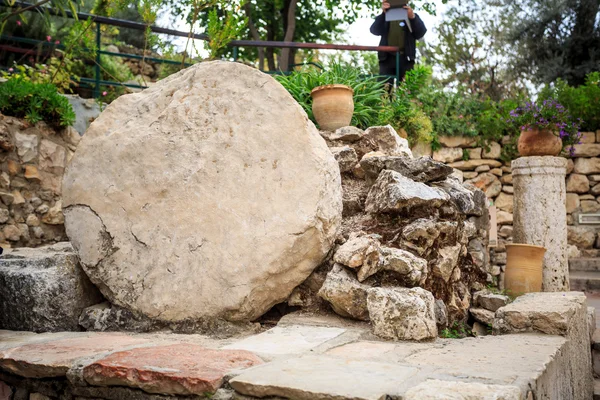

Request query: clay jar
[
  {"left": 517, "top": 129, "right": 562, "bottom": 157},
  {"left": 310, "top": 84, "right": 354, "bottom": 132},
  {"left": 504, "top": 243, "right": 546, "bottom": 297}
]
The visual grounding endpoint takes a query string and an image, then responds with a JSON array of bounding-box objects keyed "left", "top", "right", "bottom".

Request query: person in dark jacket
[{"left": 370, "top": 2, "right": 427, "bottom": 84}]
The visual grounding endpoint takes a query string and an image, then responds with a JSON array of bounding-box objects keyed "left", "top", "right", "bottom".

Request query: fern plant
[{"left": 0, "top": 78, "right": 76, "bottom": 128}]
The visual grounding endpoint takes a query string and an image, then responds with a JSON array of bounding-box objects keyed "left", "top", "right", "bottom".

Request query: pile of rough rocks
[
  {"left": 0, "top": 115, "right": 79, "bottom": 248},
  {"left": 290, "top": 125, "right": 491, "bottom": 340}
]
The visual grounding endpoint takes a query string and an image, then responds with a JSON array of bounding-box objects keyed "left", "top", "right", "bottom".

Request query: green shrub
[
  {"left": 275, "top": 63, "right": 388, "bottom": 129},
  {"left": 539, "top": 72, "right": 600, "bottom": 131},
  {"left": 0, "top": 78, "right": 76, "bottom": 128}
]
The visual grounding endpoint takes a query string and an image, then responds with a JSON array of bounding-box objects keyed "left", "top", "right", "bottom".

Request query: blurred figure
[{"left": 370, "top": 2, "right": 427, "bottom": 85}]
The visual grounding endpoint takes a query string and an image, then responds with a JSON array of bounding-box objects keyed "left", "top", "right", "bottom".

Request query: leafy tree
[
  {"left": 424, "top": 0, "right": 528, "bottom": 100},
  {"left": 500, "top": 0, "right": 600, "bottom": 86},
  {"left": 167, "top": 0, "right": 447, "bottom": 71}
]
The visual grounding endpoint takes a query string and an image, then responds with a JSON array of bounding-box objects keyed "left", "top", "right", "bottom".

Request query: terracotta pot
[
  {"left": 517, "top": 128, "right": 562, "bottom": 157},
  {"left": 310, "top": 84, "right": 354, "bottom": 131},
  {"left": 504, "top": 243, "right": 546, "bottom": 297}
]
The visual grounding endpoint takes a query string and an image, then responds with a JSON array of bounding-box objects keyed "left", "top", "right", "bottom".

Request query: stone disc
[{"left": 62, "top": 61, "right": 342, "bottom": 322}]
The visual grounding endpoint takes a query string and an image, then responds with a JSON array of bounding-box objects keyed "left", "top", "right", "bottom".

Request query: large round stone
[{"left": 62, "top": 61, "right": 342, "bottom": 322}]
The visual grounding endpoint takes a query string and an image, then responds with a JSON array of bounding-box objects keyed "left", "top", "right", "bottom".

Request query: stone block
[
  {"left": 566, "top": 193, "right": 581, "bottom": 213},
  {"left": 568, "top": 226, "right": 596, "bottom": 249},
  {"left": 318, "top": 264, "right": 370, "bottom": 321},
  {"left": 567, "top": 173, "right": 590, "bottom": 193},
  {"left": 0, "top": 243, "right": 103, "bottom": 332},
  {"left": 495, "top": 192, "right": 513, "bottom": 213},
  {"left": 448, "top": 159, "right": 502, "bottom": 171},
  {"left": 467, "top": 148, "right": 482, "bottom": 159},
  {"left": 574, "top": 157, "right": 600, "bottom": 174},
  {"left": 82, "top": 344, "right": 263, "bottom": 396},
  {"left": 230, "top": 355, "right": 420, "bottom": 400},
  {"left": 329, "top": 146, "right": 358, "bottom": 173},
  {"left": 579, "top": 132, "right": 596, "bottom": 144},
  {"left": 366, "top": 287, "right": 437, "bottom": 341},
  {"left": 493, "top": 292, "right": 593, "bottom": 400},
  {"left": 473, "top": 290, "right": 510, "bottom": 312},
  {"left": 573, "top": 144, "right": 600, "bottom": 157},
  {"left": 404, "top": 380, "right": 521, "bottom": 399},
  {"left": 439, "top": 136, "right": 476, "bottom": 148},
  {"left": 0, "top": 334, "right": 150, "bottom": 378},
  {"left": 432, "top": 148, "right": 462, "bottom": 163},
  {"left": 482, "top": 142, "right": 502, "bottom": 159},
  {"left": 222, "top": 325, "right": 345, "bottom": 355}
]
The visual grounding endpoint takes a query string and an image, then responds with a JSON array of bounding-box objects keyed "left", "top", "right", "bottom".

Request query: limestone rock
[
  {"left": 433, "top": 244, "right": 461, "bottom": 282},
  {"left": 402, "top": 218, "right": 458, "bottom": 256},
  {"left": 411, "top": 141, "right": 432, "bottom": 157},
  {"left": 574, "top": 158, "right": 600, "bottom": 175},
  {"left": 0, "top": 243, "right": 103, "bottom": 331},
  {"left": 365, "top": 170, "right": 448, "bottom": 214},
  {"left": 467, "top": 148, "right": 482, "bottom": 159},
  {"left": 360, "top": 155, "right": 453, "bottom": 184},
  {"left": 482, "top": 142, "right": 502, "bottom": 159},
  {"left": 566, "top": 193, "right": 581, "bottom": 213},
  {"left": 568, "top": 226, "right": 596, "bottom": 249},
  {"left": 367, "top": 246, "right": 428, "bottom": 285},
  {"left": 475, "top": 165, "right": 490, "bottom": 172},
  {"left": 473, "top": 290, "right": 510, "bottom": 312},
  {"left": 434, "top": 299, "right": 448, "bottom": 330},
  {"left": 321, "top": 126, "right": 364, "bottom": 142},
  {"left": 463, "top": 171, "right": 478, "bottom": 179},
  {"left": 41, "top": 201, "right": 64, "bottom": 225},
  {"left": 366, "top": 286, "right": 437, "bottom": 341},
  {"left": 567, "top": 159, "right": 575, "bottom": 174},
  {"left": 363, "top": 125, "right": 412, "bottom": 157},
  {"left": 434, "top": 179, "right": 486, "bottom": 216},
  {"left": 450, "top": 168, "right": 463, "bottom": 183},
  {"left": 62, "top": 61, "right": 342, "bottom": 323},
  {"left": 404, "top": 380, "right": 521, "bottom": 399},
  {"left": 329, "top": 146, "right": 358, "bottom": 173},
  {"left": 465, "top": 173, "right": 502, "bottom": 198},
  {"left": 438, "top": 136, "right": 476, "bottom": 148},
  {"left": 495, "top": 192, "right": 513, "bottom": 213},
  {"left": 581, "top": 200, "right": 600, "bottom": 213},
  {"left": 432, "top": 147, "right": 462, "bottom": 163},
  {"left": 448, "top": 159, "right": 502, "bottom": 171},
  {"left": 572, "top": 144, "right": 600, "bottom": 157},
  {"left": 317, "top": 264, "right": 370, "bottom": 321},
  {"left": 470, "top": 307, "right": 495, "bottom": 325},
  {"left": 567, "top": 174, "right": 590, "bottom": 193},
  {"left": 497, "top": 210, "right": 513, "bottom": 225},
  {"left": 501, "top": 174, "right": 513, "bottom": 185},
  {"left": 14, "top": 133, "right": 38, "bottom": 162},
  {"left": 333, "top": 233, "right": 381, "bottom": 269}
]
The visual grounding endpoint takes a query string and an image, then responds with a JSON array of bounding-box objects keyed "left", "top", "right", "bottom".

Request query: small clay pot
[
  {"left": 310, "top": 84, "right": 354, "bottom": 132},
  {"left": 504, "top": 243, "right": 546, "bottom": 297},
  {"left": 517, "top": 128, "right": 562, "bottom": 157}
]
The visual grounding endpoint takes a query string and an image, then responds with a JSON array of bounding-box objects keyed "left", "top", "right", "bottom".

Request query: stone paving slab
[
  {"left": 0, "top": 333, "right": 150, "bottom": 378},
  {"left": 229, "top": 354, "right": 421, "bottom": 400},
  {"left": 222, "top": 325, "right": 346, "bottom": 355},
  {"left": 403, "top": 333, "right": 566, "bottom": 386},
  {"left": 82, "top": 343, "right": 263, "bottom": 396}
]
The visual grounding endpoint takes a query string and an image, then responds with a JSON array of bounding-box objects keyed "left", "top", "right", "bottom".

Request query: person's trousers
[{"left": 378, "top": 55, "right": 415, "bottom": 86}]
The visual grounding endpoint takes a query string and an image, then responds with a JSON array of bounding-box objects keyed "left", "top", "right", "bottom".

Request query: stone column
[{"left": 512, "top": 156, "right": 569, "bottom": 292}]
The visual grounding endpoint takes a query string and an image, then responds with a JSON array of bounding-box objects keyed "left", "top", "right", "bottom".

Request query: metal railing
[{"left": 0, "top": 0, "right": 403, "bottom": 97}]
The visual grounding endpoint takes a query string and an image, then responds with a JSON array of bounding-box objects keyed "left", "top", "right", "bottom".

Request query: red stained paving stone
[
  {"left": 82, "top": 343, "right": 264, "bottom": 396},
  {"left": 0, "top": 334, "right": 150, "bottom": 378}
]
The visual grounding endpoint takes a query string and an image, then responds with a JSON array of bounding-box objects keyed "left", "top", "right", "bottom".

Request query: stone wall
[
  {"left": 413, "top": 130, "right": 600, "bottom": 288},
  {"left": 0, "top": 114, "right": 79, "bottom": 248}
]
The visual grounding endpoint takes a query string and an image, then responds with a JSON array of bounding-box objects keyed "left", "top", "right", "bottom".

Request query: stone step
[
  {"left": 595, "top": 379, "right": 600, "bottom": 400},
  {"left": 570, "top": 271, "right": 600, "bottom": 292},
  {"left": 570, "top": 258, "right": 600, "bottom": 272}
]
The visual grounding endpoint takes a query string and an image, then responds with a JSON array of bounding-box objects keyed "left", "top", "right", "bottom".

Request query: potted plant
[
  {"left": 508, "top": 100, "right": 582, "bottom": 157},
  {"left": 310, "top": 84, "right": 354, "bottom": 131}
]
